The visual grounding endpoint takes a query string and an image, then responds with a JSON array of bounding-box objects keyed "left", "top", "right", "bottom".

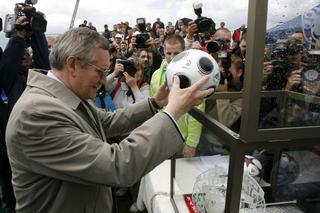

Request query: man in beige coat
[{"left": 5, "top": 27, "right": 214, "bottom": 213}]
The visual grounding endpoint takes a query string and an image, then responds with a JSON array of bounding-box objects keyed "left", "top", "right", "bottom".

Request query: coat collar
[{"left": 27, "top": 69, "right": 82, "bottom": 110}]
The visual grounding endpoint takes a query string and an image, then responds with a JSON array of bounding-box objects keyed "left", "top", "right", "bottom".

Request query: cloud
[
  {"left": 0, "top": 0, "right": 249, "bottom": 35},
  {"left": 0, "top": 0, "right": 318, "bottom": 48}
]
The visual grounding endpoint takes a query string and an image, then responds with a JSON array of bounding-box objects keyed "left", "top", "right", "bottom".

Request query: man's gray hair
[{"left": 49, "top": 27, "right": 109, "bottom": 70}]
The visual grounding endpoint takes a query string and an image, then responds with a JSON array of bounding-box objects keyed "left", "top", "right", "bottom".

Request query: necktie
[{"left": 81, "top": 100, "right": 106, "bottom": 141}]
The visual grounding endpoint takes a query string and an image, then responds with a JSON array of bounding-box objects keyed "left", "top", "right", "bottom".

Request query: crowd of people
[{"left": 0, "top": 7, "right": 319, "bottom": 213}]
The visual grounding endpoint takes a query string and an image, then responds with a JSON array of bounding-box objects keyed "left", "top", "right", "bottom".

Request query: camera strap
[{"left": 111, "top": 78, "right": 123, "bottom": 99}]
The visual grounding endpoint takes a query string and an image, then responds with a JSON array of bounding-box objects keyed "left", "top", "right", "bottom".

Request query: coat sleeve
[
  {"left": 30, "top": 31, "right": 50, "bottom": 70},
  {"left": 215, "top": 98, "right": 242, "bottom": 127},
  {"left": 94, "top": 99, "right": 155, "bottom": 138},
  {"left": 7, "top": 97, "right": 183, "bottom": 187},
  {"left": 0, "top": 36, "right": 26, "bottom": 95}
]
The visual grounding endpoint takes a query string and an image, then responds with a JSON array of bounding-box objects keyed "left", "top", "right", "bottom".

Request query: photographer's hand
[
  {"left": 166, "top": 75, "right": 214, "bottom": 120},
  {"left": 124, "top": 72, "right": 138, "bottom": 89},
  {"left": 146, "top": 37, "right": 155, "bottom": 46},
  {"left": 112, "top": 60, "right": 124, "bottom": 78},
  {"left": 216, "top": 79, "right": 228, "bottom": 92},
  {"left": 187, "top": 21, "right": 198, "bottom": 40},
  {"left": 128, "top": 37, "right": 136, "bottom": 54},
  {"left": 15, "top": 16, "right": 29, "bottom": 39},
  {"left": 285, "top": 69, "right": 302, "bottom": 91},
  {"left": 146, "top": 37, "right": 157, "bottom": 52},
  {"left": 263, "top": 61, "right": 273, "bottom": 81}
]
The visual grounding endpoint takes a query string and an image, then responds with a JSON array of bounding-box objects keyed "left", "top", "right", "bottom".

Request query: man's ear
[{"left": 65, "top": 56, "right": 77, "bottom": 77}]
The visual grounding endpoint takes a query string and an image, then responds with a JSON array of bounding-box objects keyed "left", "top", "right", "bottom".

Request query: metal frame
[{"left": 169, "top": 0, "right": 320, "bottom": 212}]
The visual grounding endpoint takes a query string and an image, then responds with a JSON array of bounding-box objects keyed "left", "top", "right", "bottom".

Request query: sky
[{"left": 0, "top": 0, "right": 319, "bottom": 48}]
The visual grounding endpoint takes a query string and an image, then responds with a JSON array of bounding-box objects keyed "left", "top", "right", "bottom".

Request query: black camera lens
[{"left": 206, "top": 41, "right": 220, "bottom": 53}]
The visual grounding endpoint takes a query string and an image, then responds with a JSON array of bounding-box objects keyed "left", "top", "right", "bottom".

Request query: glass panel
[
  {"left": 266, "top": 148, "right": 320, "bottom": 212},
  {"left": 173, "top": 126, "right": 231, "bottom": 212},
  {"left": 259, "top": 0, "right": 320, "bottom": 129}
]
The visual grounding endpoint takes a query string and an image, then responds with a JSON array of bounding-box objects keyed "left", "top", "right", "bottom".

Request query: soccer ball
[
  {"left": 166, "top": 49, "right": 220, "bottom": 90},
  {"left": 243, "top": 155, "right": 264, "bottom": 183}
]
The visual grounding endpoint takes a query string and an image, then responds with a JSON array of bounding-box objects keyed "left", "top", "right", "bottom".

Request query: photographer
[
  {"left": 263, "top": 38, "right": 304, "bottom": 91},
  {"left": 106, "top": 59, "right": 149, "bottom": 109},
  {"left": 198, "top": 55, "right": 245, "bottom": 156},
  {"left": 210, "top": 55, "right": 244, "bottom": 132},
  {"left": 0, "top": 15, "right": 49, "bottom": 213},
  {"left": 102, "top": 24, "right": 112, "bottom": 39},
  {"left": 232, "top": 32, "right": 247, "bottom": 60},
  {"left": 0, "top": 16, "right": 50, "bottom": 112}
]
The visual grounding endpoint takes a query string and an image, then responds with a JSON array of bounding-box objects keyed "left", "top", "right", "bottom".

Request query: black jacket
[{"left": 0, "top": 31, "right": 50, "bottom": 148}]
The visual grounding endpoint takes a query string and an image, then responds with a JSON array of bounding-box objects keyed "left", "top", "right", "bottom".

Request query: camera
[
  {"left": 206, "top": 39, "right": 226, "bottom": 54},
  {"left": 265, "top": 38, "right": 305, "bottom": 90},
  {"left": 271, "top": 38, "right": 303, "bottom": 74},
  {"left": 117, "top": 59, "right": 137, "bottom": 77},
  {"left": 4, "top": 0, "right": 47, "bottom": 38},
  {"left": 135, "top": 18, "right": 150, "bottom": 49},
  {"left": 193, "top": 1, "right": 215, "bottom": 33}
]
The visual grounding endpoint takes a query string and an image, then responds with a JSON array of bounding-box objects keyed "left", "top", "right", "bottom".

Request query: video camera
[
  {"left": 135, "top": 18, "right": 150, "bottom": 49},
  {"left": 4, "top": 0, "right": 47, "bottom": 38},
  {"left": 193, "top": 1, "right": 215, "bottom": 34},
  {"left": 117, "top": 58, "right": 137, "bottom": 77}
]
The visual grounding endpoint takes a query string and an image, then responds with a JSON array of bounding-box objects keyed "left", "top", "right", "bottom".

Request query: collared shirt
[{"left": 47, "top": 70, "right": 64, "bottom": 84}]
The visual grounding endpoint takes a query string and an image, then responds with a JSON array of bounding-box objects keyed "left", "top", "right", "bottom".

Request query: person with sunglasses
[{"left": 5, "top": 27, "right": 214, "bottom": 213}]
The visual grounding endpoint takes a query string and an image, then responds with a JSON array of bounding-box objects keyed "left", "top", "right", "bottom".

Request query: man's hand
[
  {"left": 182, "top": 144, "right": 196, "bottom": 158},
  {"left": 123, "top": 72, "right": 138, "bottom": 89},
  {"left": 187, "top": 21, "right": 198, "bottom": 40},
  {"left": 263, "top": 61, "right": 273, "bottom": 81},
  {"left": 15, "top": 16, "right": 29, "bottom": 39},
  {"left": 145, "top": 37, "right": 155, "bottom": 46},
  {"left": 216, "top": 79, "right": 228, "bottom": 92},
  {"left": 166, "top": 75, "right": 214, "bottom": 120},
  {"left": 112, "top": 60, "right": 124, "bottom": 77},
  {"left": 285, "top": 69, "right": 302, "bottom": 90},
  {"left": 153, "top": 81, "right": 170, "bottom": 108}
]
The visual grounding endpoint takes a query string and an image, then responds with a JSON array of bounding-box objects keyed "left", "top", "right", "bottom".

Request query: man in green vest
[{"left": 150, "top": 34, "right": 205, "bottom": 157}]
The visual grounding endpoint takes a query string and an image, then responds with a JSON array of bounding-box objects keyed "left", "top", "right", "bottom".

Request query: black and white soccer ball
[{"left": 166, "top": 49, "right": 220, "bottom": 90}]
